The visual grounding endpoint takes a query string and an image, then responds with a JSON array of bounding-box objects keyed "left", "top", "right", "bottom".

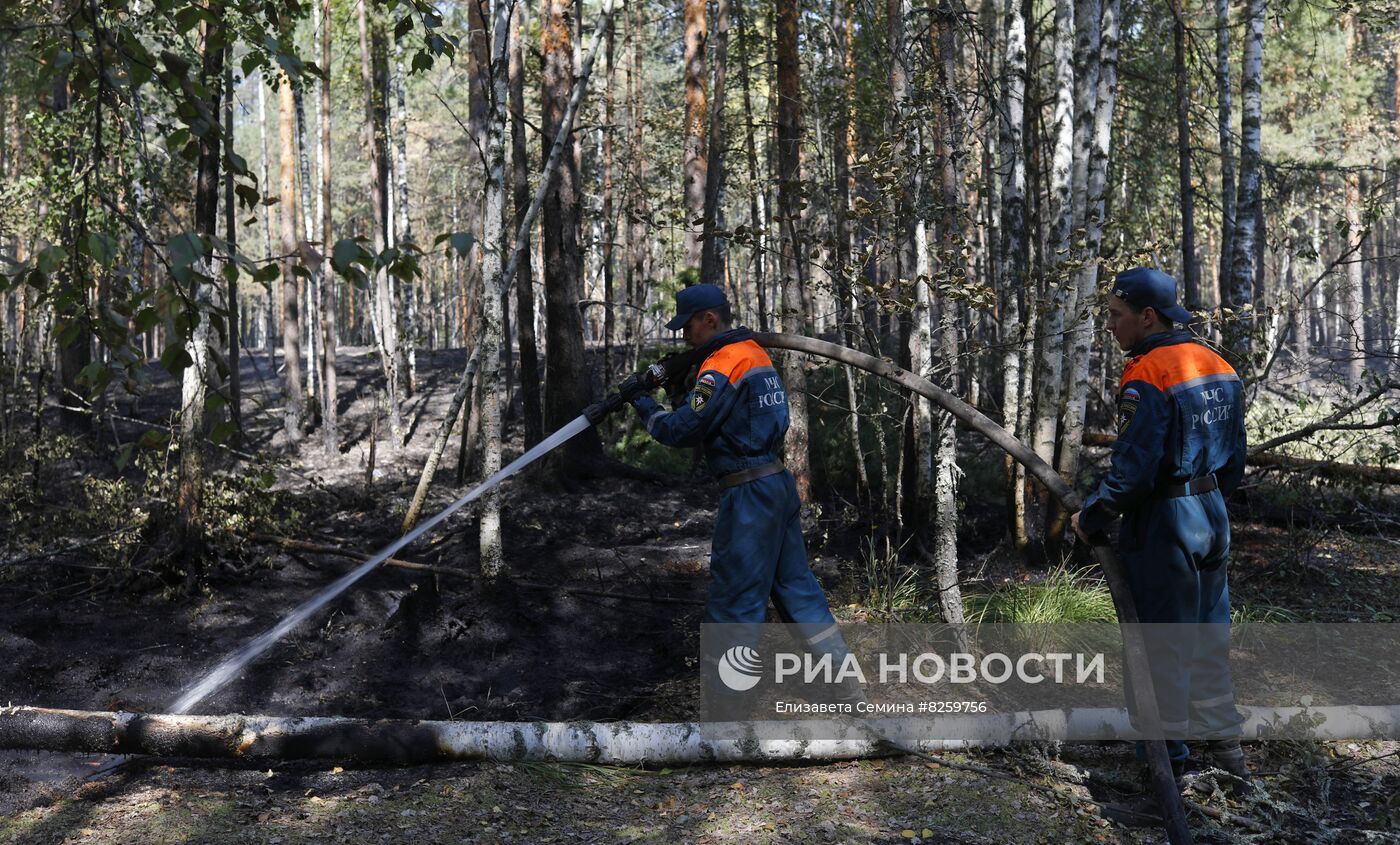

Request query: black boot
[{"left": 1206, "top": 738, "right": 1254, "bottom": 793}]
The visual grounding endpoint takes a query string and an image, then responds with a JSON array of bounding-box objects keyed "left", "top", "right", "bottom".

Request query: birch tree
[
  {"left": 320, "top": 0, "right": 338, "bottom": 452},
  {"left": 998, "top": 0, "right": 1028, "bottom": 542},
  {"left": 1224, "top": 0, "right": 1263, "bottom": 364},
  {"left": 1030, "top": 0, "right": 1075, "bottom": 480},
  {"left": 1216, "top": 0, "right": 1235, "bottom": 308},
  {"left": 479, "top": 0, "right": 511, "bottom": 578},
  {"left": 1053, "top": 0, "right": 1118, "bottom": 538},
  {"left": 931, "top": 0, "right": 964, "bottom": 625},
  {"left": 176, "top": 14, "right": 226, "bottom": 572},
  {"left": 277, "top": 62, "right": 305, "bottom": 442},
  {"left": 357, "top": 0, "right": 402, "bottom": 444}
]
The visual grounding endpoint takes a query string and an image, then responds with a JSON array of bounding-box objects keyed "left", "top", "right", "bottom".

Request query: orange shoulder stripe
[
  {"left": 701, "top": 339, "right": 773, "bottom": 384},
  {"left": 1121, "top": 342, "right": 1237, "bottom": 393}
]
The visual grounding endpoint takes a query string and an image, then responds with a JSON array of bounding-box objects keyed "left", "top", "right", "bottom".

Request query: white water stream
[{"left": 169, "top": 414, "right": 594, "bottom": 715}]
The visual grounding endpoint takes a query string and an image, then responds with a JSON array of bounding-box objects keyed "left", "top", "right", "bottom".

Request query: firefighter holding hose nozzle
[{"left": 587, "top": 284, "right": 862, "bottom": 711}]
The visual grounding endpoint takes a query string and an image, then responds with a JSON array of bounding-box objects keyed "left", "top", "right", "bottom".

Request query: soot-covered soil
[{"left": 4, "top": 346, "right": 1400, "bottom": 844}]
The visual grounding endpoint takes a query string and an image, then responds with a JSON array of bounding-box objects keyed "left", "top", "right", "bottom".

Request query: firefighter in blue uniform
[
  {"left": 629, "top": 285, "right": 856, "bottom": 709},
  {"left": 1071, "top": 267, "right": 1251, "bottom": 786}
]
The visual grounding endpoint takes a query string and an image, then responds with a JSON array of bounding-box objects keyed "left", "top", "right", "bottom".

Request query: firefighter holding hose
[
  {"left": 598, "top": 284, "right": 858, "bottom": 708},
  {"left": 1070, "top": 267, "right": 1252, "bottom": 789}
]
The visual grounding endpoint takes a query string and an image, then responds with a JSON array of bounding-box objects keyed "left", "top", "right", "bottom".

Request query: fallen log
[{"left": 4, "top": 705, "right": 1396, "bottom": 765}]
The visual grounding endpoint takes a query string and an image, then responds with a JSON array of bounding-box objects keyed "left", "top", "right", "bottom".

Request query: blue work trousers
[
  {"left": 1122, "top": 489, "right": 1243, "bottom": 762},
  {"left": 705, "top": 470, "right": 837, "bottom": 628}
]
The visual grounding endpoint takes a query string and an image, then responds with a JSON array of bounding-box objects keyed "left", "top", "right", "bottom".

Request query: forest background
[{"left": 1, "top": 0, "right": 1399, "bottom": 611}]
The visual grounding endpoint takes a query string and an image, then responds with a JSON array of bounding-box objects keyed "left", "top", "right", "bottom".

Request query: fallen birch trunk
[{"left": 4, "top": 706, "right": 1397, "bottom": 765}]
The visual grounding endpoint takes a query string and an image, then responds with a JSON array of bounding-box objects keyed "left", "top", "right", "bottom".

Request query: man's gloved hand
[{"left": 617, "top": 371, "right": 651, "bottom": 403}]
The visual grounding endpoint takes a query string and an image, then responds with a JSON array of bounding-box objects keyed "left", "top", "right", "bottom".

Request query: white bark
[
  {"left": 998, "top": 0, "right": 1027, "bottom": 533},
  {"left": 393, "top": 31, "right": 417, "bottom": 394},
  {"left": 478, "top": 0, "right": 511, "bottom": 579},
  {"left": 1225, "top": 0, "right": 1263, "bottom": 361},
  {"left": 5, "top": 705, "right": 1396, "bottom": 764},
  {"left": 1215, "top": 0, "right": 1235, "bottom": 299},
  {"left": 1056, "top": 0, "right": 1118, "bottom": 494},
  {"left": 1031, "top": 0, "right": 1076, "bottom": 471}
]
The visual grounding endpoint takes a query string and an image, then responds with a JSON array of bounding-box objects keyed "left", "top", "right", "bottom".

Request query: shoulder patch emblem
[
  {"left": 691, "top": 373, "right": 717, "bottom": 411},
  {"left": 1117, "top": 387, "right": 1141, "bottom": 434}
]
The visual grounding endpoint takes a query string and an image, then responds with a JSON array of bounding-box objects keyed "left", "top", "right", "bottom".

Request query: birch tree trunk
[
  {"left": 1216, "top": 0, "right": 1235, "bottom": 311},
  {"left": 1051, "top": 0, "right": 1118, "bottom": 548},
  {"left": 479, "top": 0, "right": 512, "bottom": 579},
  {"left": 775, "top": 0, "right": 812, "bottom": 502},
  {"left": 1031, "top": 0, "right": 1075, "bottom": 481},
  {"left": 277, "top": 64, "right": 305, "bottom": 442},
  {"left": 699, "top": 0, "right": 731, "bottom": 286},
  {"left": 1224, "top": 0, "right": 1263, "bottom": 366},
  {"left": 510, "top": 0, "right": 544, "bottom": 448},
  {"left": 1342, "top": 171, "right": 1365, "bottom": 382},
  {"left": 258, "top": 72, "right": 276, "bottom": 368},
  {"left": 357, "top": 0, "right": 402, "bottom": 445},
  {"left": 293, "top": 83, "right": 317, "bottom": 416},
  {"left": 393, "top": 30, "right": 416, "bottom": 396},
  {"left": 223, "top": 47, "right": 241, "bottom": 440},
  {"left": 931, "top": 1, "right": 964, "bottom": 625},
  {"left": 602, "top": 13, "right": 617, "bottom": 378},
  {"left": 177, "top": 16, "right": 225, "bottom": 573},
  {"left": 682, "top": 0, "right": 708, "bottom": 270},
  {"left": 320, "top": 0, "right": 338, "bottom": 452},
  {"left": 998, "top": 0, "right": 1029, "bottom": 544},
  {"left": 832, "top": 0, "right": 855, "bottom": 340}
]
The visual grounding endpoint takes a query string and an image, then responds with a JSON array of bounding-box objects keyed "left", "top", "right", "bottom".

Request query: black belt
[
  {"left": 719, "top": 461, "right": 785, "bottom": 489},
  {"left": 1166, "top": 474, "right": 1218, "bottom": 498}
]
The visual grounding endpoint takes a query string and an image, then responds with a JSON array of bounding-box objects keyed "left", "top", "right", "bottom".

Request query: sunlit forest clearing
[{"left": 2, "top": 0, "right": 1399, "bottom": 841}]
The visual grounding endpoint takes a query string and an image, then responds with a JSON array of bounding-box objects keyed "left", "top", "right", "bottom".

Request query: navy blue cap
[
  {"left": 666, "top": 283, "right": 728, "bottom": 331},
  {"left": 1110, "top": 267, "right": 1193, "bottom": 325}
]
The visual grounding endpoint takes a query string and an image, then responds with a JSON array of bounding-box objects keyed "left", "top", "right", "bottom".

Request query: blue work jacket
[
  {"left": 1080, "top": 331, "right": 1248, "bottom": 535},
  {"left": 631, "top": 330, "right": 788, "bottom": 479}
]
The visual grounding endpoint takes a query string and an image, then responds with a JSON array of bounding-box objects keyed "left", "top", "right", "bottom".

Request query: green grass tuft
[{"left": 963, "top": 565, "right": 1117, "bottom": 624}]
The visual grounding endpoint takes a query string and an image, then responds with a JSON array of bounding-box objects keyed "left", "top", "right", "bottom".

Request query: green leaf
[
  {"left": 210, "top": 420, "right": 238, "bottom": 445},
  {"left": 226, "top": 151, "right": 250, "bottom": 177},
  {"left": 241, "top": 52, "right": 264, "bottom": 78},
  {"left": 133, "top": 307, "right": 160, "bottom": 334},
  {"left": 81, "top": 233, "right": 118, "bottom": 268},
  {"left": 204, "top": 392, "right": 227, "bottom": 413},
  {"left": 411, "top": 52, "right": 433, "bottom": 73},
  {"left": 331, "top": 238, "right": 366, "bottom": 274},
  {"left": 235, "top": 183, "right": 261, "bottom": 209},
  {"left": 36, "top": 245, "right": 68, "bottom": 274},
  {"left": 115, "top": 442, "right": 136, "bottom": 471},
  {"left": 160, "top": 343, "right": 194, "bottom": 376},
  {"left": 253, "top": 263, "right": 282, "bottom": 283},
  {"left": 394, "top": 15, "right": 414, "bottom": 40},
  {"left": 168, "top": 231, "right": 204, "bottom": 271},
  {"left": 449, "top": 232, "right": 475, "bottom": 257},
  {"left": 139, "top": 429, "right": 170, "bottom": 450}
]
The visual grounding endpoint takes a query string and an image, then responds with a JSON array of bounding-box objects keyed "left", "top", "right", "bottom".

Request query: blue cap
[
  {"left": 665, "top": 283, "right": 728, "bottom": 331},
  {"left": 1111, "top": 267, "right": 1193, "bottom": 325}
]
